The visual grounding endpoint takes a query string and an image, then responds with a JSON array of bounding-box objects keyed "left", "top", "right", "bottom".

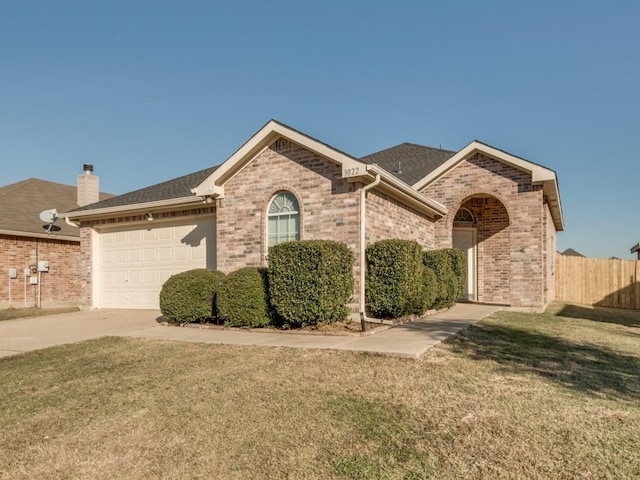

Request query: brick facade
[
  {"left": 366, "top": 190, "right": 435, "bottom": 249},
  {"left": 72, "top": 136, "right": 559, "bottom": 311},
  {"left": 0, "top": 234, "right": 81, "bottom": 308},
  {"left": 543, "top": 203, "right": 557, "bottom": 304},
  {"left": 422, "top": 153, "right": 547, "bottom": 307},
  {"left": 216, "top": 138, "right": 363, "bottom": 305}
]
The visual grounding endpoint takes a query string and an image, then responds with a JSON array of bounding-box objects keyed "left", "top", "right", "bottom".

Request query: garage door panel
[
  {"left": 158, "top": 228, "right": 172, "bottom": 240},
  {"left": 129, "top": 248, "right": 143, "bottom": 263},
  {"left": 177, "top": 246, "right": 194, "bottom": 261},
  {"left": 102, "top": 271, "right": 115, "bottom": 286},
  {"left": 143, "top": 270, "right": 157, "bottom": 285},
  {"left": 158, "top": 247, "right": 173, "bottom": 262},
  {"left": 143, "top": 229, "right": 157, "bottom": 241},
  {"left": 143, "top": 249, "right": 157, "bottom": 262},
  {"left": 99, "top": 219, "right": 215, "bottom": 309}
]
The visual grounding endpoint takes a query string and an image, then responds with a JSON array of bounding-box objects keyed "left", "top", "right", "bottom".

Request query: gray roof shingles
[
  {"left": 359, "top": 143, "right": 456, "bottom": 185},
  {"left": 68, "top": 140, "right": 455, "bottom": 215},
  {"left": 70, "top": 166, "right": 218, "bottom": 212},
  {"left": 0, "top": 179, "right": 113, "bottom": 239}
]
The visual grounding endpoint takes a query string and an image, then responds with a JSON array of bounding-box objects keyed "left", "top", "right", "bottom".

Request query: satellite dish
[{"left": 39, "top": 209, "right": 58, "bottom": 224}]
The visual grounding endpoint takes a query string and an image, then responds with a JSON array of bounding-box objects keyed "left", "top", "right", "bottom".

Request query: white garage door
[{"left": 99, "top": 219, "right": 216, "bottom": 309}]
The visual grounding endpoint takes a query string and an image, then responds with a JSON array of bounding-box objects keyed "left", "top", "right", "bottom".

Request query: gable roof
[
  {"left": 191, "top": 119, "right": 366, "bottom": 197},
  {"left": 64, "top": 121, "right": 564, "bottom": 227},
  {"left": 412, "top": 140, "right": 564, "bottom": 231},
  {"left": 631, "top": 243, "right": 639, "bottom": 254},
  {"left": 359, "top": 143, "right": 456, "bottom": 185},
  {"left": 0, "top": 178, "right": 113, "bottom": 241},
  {"left": 191, "top": 119, "right": 446, "bottom": 218}
]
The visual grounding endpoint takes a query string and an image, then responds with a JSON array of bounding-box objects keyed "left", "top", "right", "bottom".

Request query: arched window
[
  {"left": 454, "top": 208, "right": 474, "bottom": 223},
  {"left": 267, "top": 191, "right": 300, "bottom": 247}
]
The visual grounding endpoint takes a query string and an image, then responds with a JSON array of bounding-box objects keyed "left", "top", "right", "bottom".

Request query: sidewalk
[
  {"left": 0, "top": 303, "right": 500, "bottom": 360},
  {"left": 122, "top": 303, "right": 500, "bottom": 359}
]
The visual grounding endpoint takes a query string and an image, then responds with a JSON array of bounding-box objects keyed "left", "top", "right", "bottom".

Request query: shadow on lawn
[
  {"left": 447, "top": 323, "right": 640, "bottom": 400},
  {"left": 553, "top": 303, "right": 640, "bottom": 328}
]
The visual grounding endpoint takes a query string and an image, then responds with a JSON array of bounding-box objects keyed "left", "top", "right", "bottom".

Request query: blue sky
[{"left": 1, "top": 1, "right": 638, "bottom": 258}]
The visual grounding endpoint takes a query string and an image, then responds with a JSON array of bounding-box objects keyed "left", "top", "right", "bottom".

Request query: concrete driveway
[
  {"left": 0, "top": 304, "right": 500, "bottom": 359},
  {"left": 0, "top": 309, "right": 161, "bottom": 358}
]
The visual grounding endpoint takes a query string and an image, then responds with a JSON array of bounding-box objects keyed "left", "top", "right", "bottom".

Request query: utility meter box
[
  {"left": 37, "top": 261, "right": 49, "bottom": 272},
  {"left": 9, "top": 268, "right": 17, "bottom": 279},
  {"left": 30, "top": 277, "right": 38, "bottom": 285}
]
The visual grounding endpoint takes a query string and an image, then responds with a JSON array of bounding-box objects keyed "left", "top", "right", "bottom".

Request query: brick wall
[
  {"left": 366, "top": 190, "right": 435, "bottom": 249},
  {"left": 422, "top": 153, "right": 546, "bottom": 307},
  {"left": 458, "top": 197, "right": 510, "bottom": 304},
  {"left": 0, "top": 234, "right": 81, "bottom": 308},
  {"left": 216, "top": 138, "right": 362, "bottom": 305},
  {"left": 543, "top": 203, "right": 557, "bottom": 305}
]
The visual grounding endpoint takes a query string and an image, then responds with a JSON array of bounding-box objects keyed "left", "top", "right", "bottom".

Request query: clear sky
[{"left": 1, "top": 1, "right": 638, "bottom": 259}]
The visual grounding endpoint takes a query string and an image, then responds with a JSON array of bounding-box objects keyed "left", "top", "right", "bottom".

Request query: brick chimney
[{"left": 77, "top": 163, "right": 99, "bottom": 207}]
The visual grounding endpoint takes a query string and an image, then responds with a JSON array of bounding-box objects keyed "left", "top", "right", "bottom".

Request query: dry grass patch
[{"left": 0, "top": 304, "right": 638, "bottom": 479}]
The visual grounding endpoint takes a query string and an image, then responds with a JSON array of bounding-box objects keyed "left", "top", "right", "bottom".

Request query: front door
[{"left": 452, "top": 228, "right": 476, "bottom": 301}]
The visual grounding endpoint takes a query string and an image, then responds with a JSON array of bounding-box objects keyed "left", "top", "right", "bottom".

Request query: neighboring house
[
  {"left": 64, "top": 120, "right": 564, "bottom": 314},
  {"left": 631, "top": 243, "right": 640, "bottom": 259},
  {"left": 0, "top": 166, "right": 112, "bottom": 308},
  {"left": 561, "top": 248, "right": 585, "bottom": 257}
]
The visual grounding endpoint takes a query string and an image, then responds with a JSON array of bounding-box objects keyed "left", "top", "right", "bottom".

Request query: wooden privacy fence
[{"left": 555, "top": 255, "right": 640, "bottom": 309}]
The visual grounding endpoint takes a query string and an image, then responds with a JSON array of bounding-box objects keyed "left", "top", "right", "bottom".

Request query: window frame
[{"left": 266, "top": 191, "right": 301, "bottom": 248}]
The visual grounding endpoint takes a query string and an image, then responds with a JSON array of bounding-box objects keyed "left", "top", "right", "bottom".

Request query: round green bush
[
  {"left": 366, "top": 239, "right": 429, "bottom": 318},
  {"left": 268, "top": 240, "right": 354, "bottom": 328},
  {"left": 159, "top": 269, "right": 225, "bottom": 323},
  {"left": 446, "top": 248, "right": 467, "bottom": 300},
  {"left": 419, "top": 266, "right": 438, "bottom": 313},
  {"left": 424, "top": 249, "right": 458, "bottom": 309},
  {"left": 218, "top": 267, "right": 271, "bottom": 328}
]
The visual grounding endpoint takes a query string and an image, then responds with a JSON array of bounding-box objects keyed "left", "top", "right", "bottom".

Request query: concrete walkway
[{"left": 0, "top": 303, "right": 500, "bottom": 360}]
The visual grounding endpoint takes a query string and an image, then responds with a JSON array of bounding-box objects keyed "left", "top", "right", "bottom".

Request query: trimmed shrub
[
  {"left": 423, "top": 249, "right": 463, "bottom": 309},
  {"left": 268, "top": 240, "right": 354, "bottom": 328},
  {"left": 366, "top": 239, "right": 434, "bottom": 318},
  {"left": 446, "top": 248, "right": 467, "bottom": 301},
  {"left": 159, "top": 269, "right": 225, "bottom": 323},
  {"left": 218, "top": 267, "right": 271, "bottom": 328},
  {"left": 421, "top": 266, "right": 438, "bottom": 313}
]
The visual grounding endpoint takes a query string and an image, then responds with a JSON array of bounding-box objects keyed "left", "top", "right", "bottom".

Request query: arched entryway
[{"left": 452, "top": 195, "right": 510, "bottom": 304}]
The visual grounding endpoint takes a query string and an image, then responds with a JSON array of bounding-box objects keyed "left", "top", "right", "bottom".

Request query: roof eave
[
  {"left": 366, "top": 164, "right": 447, "bottom": 218},
  {"left": 0, "top": 229, "right": 79, "bottom": 242},
  {"left": 62, "top": 196, "right": 205, "bottom": 221}
]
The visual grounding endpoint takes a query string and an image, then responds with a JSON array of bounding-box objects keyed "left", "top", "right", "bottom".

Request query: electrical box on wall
[
  {"left": 29, "top": 277, "right": 38, "bottom": 285},
  {"left": 37, "top": 261, "right": 49, "bottom": 272},
  {"left": 9, "top": 268, "right": 17, "bottom": 279}
]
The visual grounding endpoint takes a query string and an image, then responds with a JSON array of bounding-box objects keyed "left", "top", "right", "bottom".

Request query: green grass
[{"left": 0, "top": 303, "right": 638, "bottom": 479}]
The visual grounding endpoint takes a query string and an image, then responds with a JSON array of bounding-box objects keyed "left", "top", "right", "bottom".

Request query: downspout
[
  {"left": 65, "top": 217, "right": 80, "bottom": 228},
  {"left": 359, "top": 174, "right": 381, "bottom": 319}
]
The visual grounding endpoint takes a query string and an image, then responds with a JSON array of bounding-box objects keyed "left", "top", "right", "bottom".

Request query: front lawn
[{"left": 0, "top": 304, "right": 638, "bottom": 479}]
